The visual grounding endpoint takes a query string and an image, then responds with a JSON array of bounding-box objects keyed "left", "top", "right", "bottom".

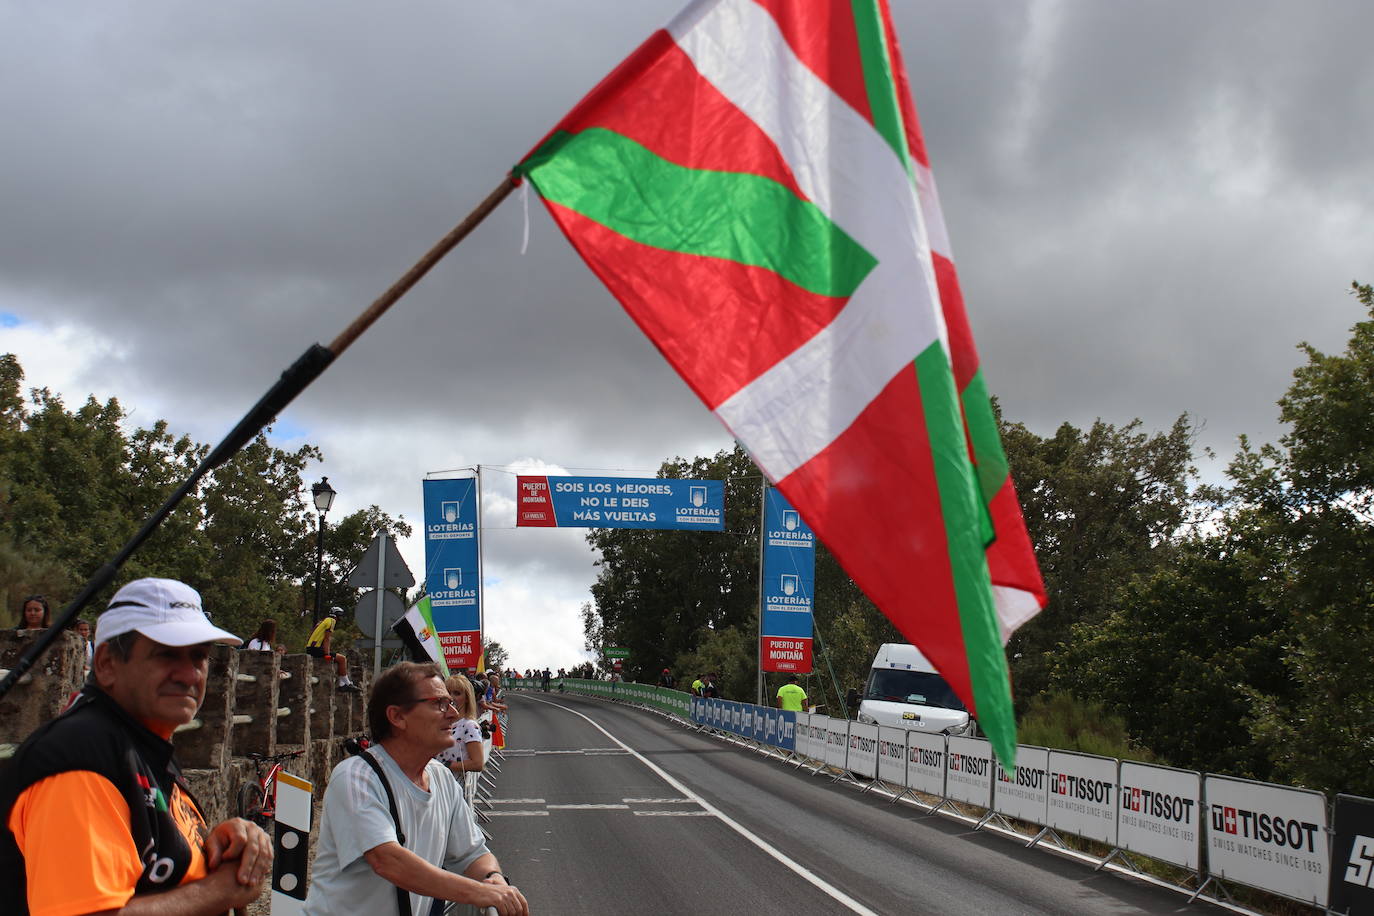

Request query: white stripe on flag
[{"left": 672, "top": 0, "right": 949, "bottom": 481}]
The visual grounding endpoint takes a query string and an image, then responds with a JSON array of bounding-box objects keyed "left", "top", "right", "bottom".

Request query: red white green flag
[{"left": 513, "top": 0, "right": 1046, "bottom": 766}]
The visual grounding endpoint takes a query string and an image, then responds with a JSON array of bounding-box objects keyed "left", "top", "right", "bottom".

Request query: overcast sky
[{"left": 3, "top": 1, "right": 1371, "bottom": 670}]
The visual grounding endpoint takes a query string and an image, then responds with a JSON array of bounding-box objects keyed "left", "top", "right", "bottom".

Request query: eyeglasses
[{"left": 404, "top": 695, "right": 458, "bottom": 714}]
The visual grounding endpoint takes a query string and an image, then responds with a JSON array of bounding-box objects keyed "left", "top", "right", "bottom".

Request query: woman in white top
[
  {"left": 436, "top": 673, "right": 486, "bottom": 776},
  {"left": 244, "top": 618, "right": 278, "bottom": 652}
]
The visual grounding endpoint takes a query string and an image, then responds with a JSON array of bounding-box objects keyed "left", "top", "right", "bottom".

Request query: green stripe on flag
[
  {"left": 519, "top": 129, "right": 876, "bottom": 299},
  {"left": 851, "top": 0, "right": 910, "bottom": 174},
  {"left": 914, "top": 341, "right": 1016, "bottom": 770},
  {"left": 961, "top": 370, "right": 1011, "bottom": 506}
]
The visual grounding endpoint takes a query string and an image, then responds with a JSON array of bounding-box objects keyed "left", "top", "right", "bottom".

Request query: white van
[{"left": 855, "top": 643, "right": 977, "bottom": 736}]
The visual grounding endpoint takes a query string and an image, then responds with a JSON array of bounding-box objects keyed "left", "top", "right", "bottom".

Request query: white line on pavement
[{"left": 523, "top": 695, "right": 879, "bottom": 916}]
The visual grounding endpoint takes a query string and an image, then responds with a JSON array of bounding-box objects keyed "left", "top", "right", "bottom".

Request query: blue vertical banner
[
  {"left": 760, "top": 487, "right": 814, "bottom": 672},
  {"left": 422, "top": 477, "right": 481, "bottom": 671}
]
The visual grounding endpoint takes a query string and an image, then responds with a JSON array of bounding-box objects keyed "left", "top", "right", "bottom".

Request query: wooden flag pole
[
  {"left": 0, "top": 174, "right": 520, "bottom": 701},
  {"left": 332, "top": 175, "right": 517, "bottom": 355}
]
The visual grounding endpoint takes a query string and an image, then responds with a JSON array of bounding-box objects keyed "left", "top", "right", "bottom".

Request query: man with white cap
[{"left": 0, "top": 577, "right": 273, "bottom": 915}]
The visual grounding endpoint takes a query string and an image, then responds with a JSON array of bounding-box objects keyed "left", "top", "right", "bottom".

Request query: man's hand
[
  {"left": 474, "top": 874, "right": 529, "bottom": 916},
  {"left": 205, "top": 816, "right": 273, "bottom": 886}
]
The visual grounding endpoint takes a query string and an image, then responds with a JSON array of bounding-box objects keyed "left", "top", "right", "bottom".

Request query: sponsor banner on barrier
[
  {"left": 847, "top": 722, "right": 879, "bottom": 779},
  {"left": 691, "top": 697, "right": 704, "bottom": 724},
  {"left": 994, "top": 746, "right": 1049, "bottom": 825},
  {"left": 1118, "top": 761, "right": 1201, "bottom": 870},
  {"left": 1047, "top": 750, "right": 1117, "bottom": 845},
  {"left": 1205, "top": 775, "right": 1328, "bottom": 906},
  {"left": 1331, "top": 793, "right": 1374, "bottom": 912},
  {"left": 907, "top": 730, "right": 947, "bottom": 797},
  {"left": 515, "top": 475, "right": 725, "bottom": 530},
  {"left": 776, "top": 710, "right": 796, "bottom": 752},
  {"left": 422, "top": 478, "right": 481, "bottom": 670},
  {"left": 794, "top": 712, "right": 811, "bottom": 758},
  {"left": 824, "top": 718, "right": 849, "bottom": 770},
  {"left": 946, "top": 736, "right": 993, "bottom": 807},
  {"left": 876, "top": 726, "right": 907, "bottom": 786}
]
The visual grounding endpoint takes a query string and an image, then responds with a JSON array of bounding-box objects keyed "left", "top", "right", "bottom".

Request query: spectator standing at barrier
[
  {"left": 304, "top": 662, "right": 528, "bottom": 916},
  {"left": 703, "top": 673, "right": 721, "bottom": 699},
  {"left": 776, "top": 675, "right": 808, "bottom": 712},
  {"left": 244, "top": 617, "right": 279, "bottom": 652},
  {"left": 659, "top": 668, "right": 675, "bottom": 689},
  {"left": 436, "top": 675, "right": 485, "bottom": 776},
  {"left": 481, "top": 671, "right": 507, "bottom": 714},
  {"left": 690, "top": 674, "right": 705, "bottom": 697},
  {"left": 17, "top": 595, "right": 49, "bottom": 631},
  {"left": 541, "top": 668, "right": 551, "bottom": 691},
  {"left": 0, "top": 577, "right": 272, "bottom": 915},
  {"left": 71, "top": 617, "right": 94, "bottom": 671},
  {"left": 306, "top": 606, "right": 362, "bottom": 692}
]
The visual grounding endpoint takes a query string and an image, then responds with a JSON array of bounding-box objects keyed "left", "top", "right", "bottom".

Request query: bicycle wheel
[{"left": 238, "top": 782, "right": 267, "bottom": 828}]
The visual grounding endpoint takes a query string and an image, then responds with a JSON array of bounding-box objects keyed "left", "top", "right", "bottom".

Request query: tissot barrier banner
[
  {"left": 422, "top": 477, "right": 481, "bottom": 670},
  {"left": 846, "top": 722, "right": 880, "bottom": 779},
  {"left": 1204, "top": 774, "right": 1328, "bottom": 907},
  {"left": 1047, "top": 750, "right": 1118, "bottom": 846},
  {"left": 876, "top": 726, "right": 907, "bottom": 786},
  {"left": 1330, "top": 793, "right": 1374, "bottom": 912},
  {"left": 994, "top": 745, "right": 1050, "bottom": 825},
  {"left": 515, "top": 475, "right": 724, "bottom": 530},
  {"left": 906, "top": 731, "right": 947, "bottom": 798},
  {"left": 1117, "top": 761, "right": 1201, "bottom": 870},
  {"left": 945, "top": 736, "right": 994, "bottom": 807},
  {"left": 759, "top": 487, "right": 815, "bottom": 672}
]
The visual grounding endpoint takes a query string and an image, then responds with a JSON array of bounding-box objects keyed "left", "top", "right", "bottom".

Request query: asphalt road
[{"left": 482, "top": 692, "right": 1226, "bottom": 916}]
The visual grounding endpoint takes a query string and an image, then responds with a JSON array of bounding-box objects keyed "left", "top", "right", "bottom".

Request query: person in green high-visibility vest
[{"left": 776, "top": 674, "right": 809, "bottom": 712}]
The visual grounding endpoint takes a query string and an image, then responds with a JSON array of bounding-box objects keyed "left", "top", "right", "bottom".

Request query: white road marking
[
  {"left": 486, "top": 811, "right": 550, "bottom": 817},
  {"left": 545, "top": 803, "right": 631, "bottom": 810},
  {"left": 490, "top": 798, "right": 546, "bottom": 804},
  {"left": 633, "top": 810, "right": 713, "bottom": 817},
  {"left": 623, "top": 798, "right": 694, "bottom": 804},
  {"left": 524, "top": 695, "right": 879, "bottom": 916}
]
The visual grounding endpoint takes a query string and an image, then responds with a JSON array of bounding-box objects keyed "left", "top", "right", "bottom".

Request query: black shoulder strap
[{"left": 345, "top": 739, "right": 411, "bottom": 916}]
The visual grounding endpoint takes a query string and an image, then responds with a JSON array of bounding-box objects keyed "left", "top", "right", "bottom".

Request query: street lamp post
[{"left": 311, "top": 476, "right": 337, "bottom": 626}]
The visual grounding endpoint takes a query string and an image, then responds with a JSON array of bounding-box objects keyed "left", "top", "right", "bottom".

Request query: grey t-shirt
[{"left": 304, "top": 744, "right": 490, "bottom": 915}]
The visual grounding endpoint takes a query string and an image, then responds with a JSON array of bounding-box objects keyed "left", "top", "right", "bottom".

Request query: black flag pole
[{"left": 0, "top": 175, "right": 518, "bottom": 701}]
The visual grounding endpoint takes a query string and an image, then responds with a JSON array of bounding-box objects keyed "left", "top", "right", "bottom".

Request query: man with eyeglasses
[{"left": 305, "top": 661, "right": 528, "bottom": 915}]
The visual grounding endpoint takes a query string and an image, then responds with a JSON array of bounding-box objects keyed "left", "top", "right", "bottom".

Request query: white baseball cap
[{"left": 96, "top": 578, "right": 241, "bottom": 649}]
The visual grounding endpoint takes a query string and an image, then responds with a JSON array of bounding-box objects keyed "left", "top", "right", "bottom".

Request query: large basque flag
[{"left": 513, "top": 0, "right": 1046, "bottom": 766}]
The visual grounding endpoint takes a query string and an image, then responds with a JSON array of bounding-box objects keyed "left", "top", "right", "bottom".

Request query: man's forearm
[{"left": 365, "top": 842, "right": 497, "bottom": 902}]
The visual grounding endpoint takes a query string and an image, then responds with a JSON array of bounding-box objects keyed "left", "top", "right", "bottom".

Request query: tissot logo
[
  {"left": 1210, "top": 804, "right": 1320, "bottom": 852},
  {"left": 1122, "top": 786, "right": 1196, "bottom": 823},
  {"left": 1050, "top": 772, "right": 1113, "bottom": 804}
]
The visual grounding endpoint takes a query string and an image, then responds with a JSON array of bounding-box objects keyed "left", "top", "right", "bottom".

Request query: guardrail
[{"left": 530, "top": 678, "right": 1372, "bottom": 913}]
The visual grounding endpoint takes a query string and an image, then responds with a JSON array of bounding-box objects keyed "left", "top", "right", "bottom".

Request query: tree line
[
  {"left": 0, "top": 354, "right": 408, "bottom": 654},
  {"left": 580, "top": 282, "right": 1374, "bottom": 799}
]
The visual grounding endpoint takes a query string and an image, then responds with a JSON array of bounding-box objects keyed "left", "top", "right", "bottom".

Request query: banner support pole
[{"left": 756, "top": 479, "right": 767, "bottom": 708}]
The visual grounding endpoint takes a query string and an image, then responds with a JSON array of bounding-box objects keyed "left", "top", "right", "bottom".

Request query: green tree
[
  {"left": 584, "top": 444, "right": 763, "bottom": 680},
  {"left": 1237, "top": 282, "right": 1374, "bottom": 795},
  {"left": 1002, "top": 413, "right": 1200, "bottom": 703},
  {"left": 0, "top": 354, "right": 407, "bottom": 655}
]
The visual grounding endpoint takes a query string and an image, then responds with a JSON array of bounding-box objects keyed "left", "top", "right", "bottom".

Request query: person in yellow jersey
[
  {"left": 306, "top": 606, "right": 362, "bottom": 692},
  {"left": 776, "top": 674, "right": 809, "bottom": 712}
]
